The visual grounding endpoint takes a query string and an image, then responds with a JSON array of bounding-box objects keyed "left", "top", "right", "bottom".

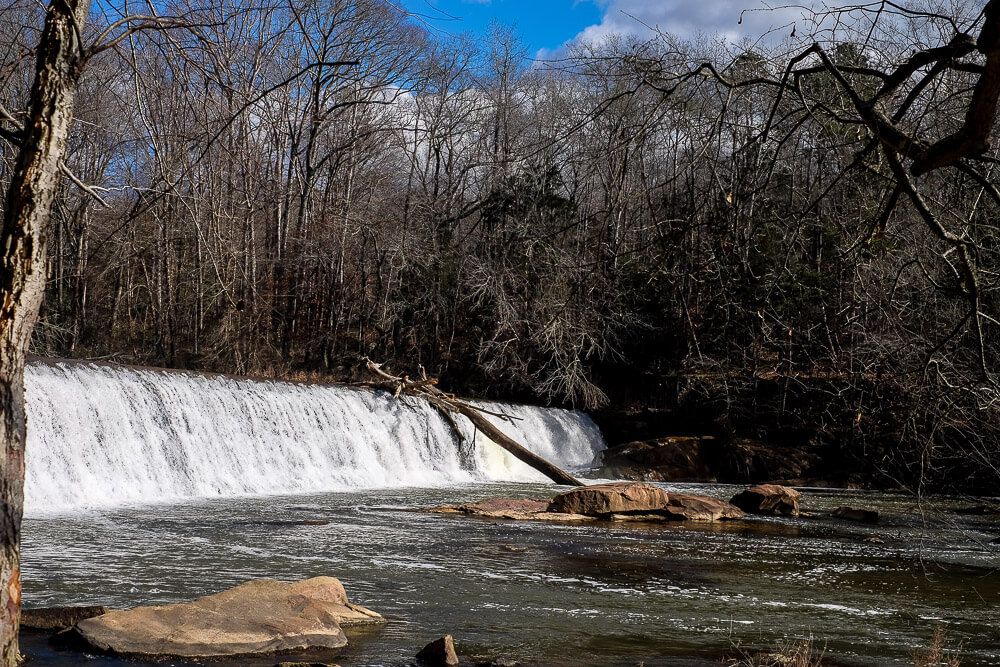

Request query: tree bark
[{"left": 0, "top": 1, "right": 90, "bottom": 662}]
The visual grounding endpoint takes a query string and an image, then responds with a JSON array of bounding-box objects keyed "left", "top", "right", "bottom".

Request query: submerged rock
[
  {"left": 416, "top": 634, "right": 460, "bottom": 666},
  {"left": 729, "top": 484, "right": 801, "bottom": 516},
  {"left": 548, "top": 482, "right": 669, "bottom": 516},
  {"left": 74, "top": 577, "right": 382, "bottom": 658},
  {"left": 833, "top": 506, "right": 879, "bottom": 524},
  {"left": 21, "top": 605, "right": 108, "bottom": 631}
]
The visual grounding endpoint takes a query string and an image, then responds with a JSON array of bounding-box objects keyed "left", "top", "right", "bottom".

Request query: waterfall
[{"left": 23, "top": 361, "right": 605, "bottom": 513}]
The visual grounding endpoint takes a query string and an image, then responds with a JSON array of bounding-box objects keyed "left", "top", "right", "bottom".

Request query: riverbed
[{"left": 20, "top": 482, "right": 1000, "bottom": 666}]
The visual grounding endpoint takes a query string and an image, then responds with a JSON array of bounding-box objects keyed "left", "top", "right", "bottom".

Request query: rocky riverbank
[{"left": 591, "top": 434, "right": 868, "bottom": 488}]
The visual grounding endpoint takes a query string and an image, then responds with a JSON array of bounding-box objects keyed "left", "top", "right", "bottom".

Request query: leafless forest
[{"left": 2, "top": 0, "right": 999, "bottom": 491}]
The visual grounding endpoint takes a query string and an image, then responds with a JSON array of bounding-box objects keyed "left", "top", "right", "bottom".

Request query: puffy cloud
[{"left": 574, "top": 0, "right": 823, "bottom": 45}]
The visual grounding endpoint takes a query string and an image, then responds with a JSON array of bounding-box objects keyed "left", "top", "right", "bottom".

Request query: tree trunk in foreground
[{"left": 0, "top": 1, "right": 90, "bottom": 662}]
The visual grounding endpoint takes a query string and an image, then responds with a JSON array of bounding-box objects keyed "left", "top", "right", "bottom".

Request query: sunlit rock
[
  {"left": 74, "top": 577, "right": 382, "bottom": 658},
  {"left": 548, "top": 482, "right": 670, "bottom": 515}
]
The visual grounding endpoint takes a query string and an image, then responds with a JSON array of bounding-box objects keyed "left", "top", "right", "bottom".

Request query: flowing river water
[{"left": 16, "top": 362, "right": 1000, "bottom": 666}]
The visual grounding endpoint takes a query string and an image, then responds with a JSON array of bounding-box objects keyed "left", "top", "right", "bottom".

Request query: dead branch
[{"left": 362, "top": 357, "right": 584, "bottom": 486}]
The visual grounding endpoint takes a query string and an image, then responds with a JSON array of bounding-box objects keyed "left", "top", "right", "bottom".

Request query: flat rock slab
[
  {"left": 431, "top": 498, "right": 593, "bottom": 522},
  {"left": 75, "top": 577, "right": 382, "bottom": 658}
]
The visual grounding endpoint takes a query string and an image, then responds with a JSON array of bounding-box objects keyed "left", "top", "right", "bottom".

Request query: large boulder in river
[
  {"left": 729, "top": 484, "right": 801, "bottom": 516},
  {"left": 549, "top": 482, "right": 669, "bottom": 516},
  {"left": 75, "top": 577, "right": 382, "bottom": 658}
]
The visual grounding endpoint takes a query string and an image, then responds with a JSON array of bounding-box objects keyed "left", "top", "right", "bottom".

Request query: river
[
  {"left": 20, "top": 482, "right": 1000, "bottom": 666},
  {"left": 16, "top": 361, "right": 1000, "bottom": 666}
]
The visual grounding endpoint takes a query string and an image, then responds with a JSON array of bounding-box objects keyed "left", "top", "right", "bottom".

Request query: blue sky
[
  {"left": 401, "top": 0, "right": 604, "bottom": 55},
  {"left": 399, "top": 1, "right": 815, "bottom": 57}
]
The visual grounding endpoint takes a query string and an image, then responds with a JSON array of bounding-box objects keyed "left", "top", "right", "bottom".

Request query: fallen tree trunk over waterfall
[{"left": 362, "top": 358, "right": 584, "bottom": 487}]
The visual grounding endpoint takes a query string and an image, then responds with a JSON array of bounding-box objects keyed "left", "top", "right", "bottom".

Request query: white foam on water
[{"left": 24, "top": 361, "right": 605, "bottom": 514}]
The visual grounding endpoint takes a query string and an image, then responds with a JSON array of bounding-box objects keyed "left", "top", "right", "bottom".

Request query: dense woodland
[{"left": 1, "top": 0, "right": 999, "bottom": 491}]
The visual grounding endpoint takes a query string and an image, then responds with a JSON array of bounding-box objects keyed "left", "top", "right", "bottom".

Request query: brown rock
[
  {"left": 21, "top": 605, "right": 107, "bottom": 630},
  {"left": 416, "top": 634, "right": 459, "bottom": 666},
  {"left": 549, "top": 482, "right": 669, "bottom": 516},
  {"left": 729, "top": 484, "right": 801, "bottom": 516},
  {"left": 663, "top": 493, "right": 746, "bottom": 521},
  {"left": 75, "top": 577, "right": 382, "bottom": 658},
  {"left": 432, "top": 489, "right": 742, "bottom": 524},
  {"left": 459, "top": 498, "right": 550, "bottom": 514},
  {"left": 833, "top": 506, "right": 879, "bottom": 524},
  {"left": 607, "top": 493, "right": 744, "bottom": 522}
]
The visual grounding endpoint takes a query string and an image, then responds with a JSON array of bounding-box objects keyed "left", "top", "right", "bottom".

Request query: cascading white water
[{"left": 23, "top": 361, "right": 605, "bottom": 513}]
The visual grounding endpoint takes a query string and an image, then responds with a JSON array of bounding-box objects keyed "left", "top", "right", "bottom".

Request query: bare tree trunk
[
  {"left": 363, "top": 359, "right": 584, "bottom": 487},
  {"left": 0, "top": 1, "right": 89, "bottom": 662},
  {"left": 444, "top": 400, "right": 584, "bottom": 487}
]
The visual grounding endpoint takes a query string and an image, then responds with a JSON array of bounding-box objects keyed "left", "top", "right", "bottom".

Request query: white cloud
[{"left": 573, "top": 1, "right": 824, "bottom": 46}]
